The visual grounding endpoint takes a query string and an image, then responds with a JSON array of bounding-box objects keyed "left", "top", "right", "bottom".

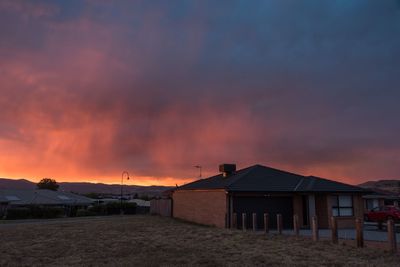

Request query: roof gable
[
  {"left": 296, "top": 176, "right": 367, "bottom": 193},
  {"left": 228, "top": 165, "right": 304, "bottom": 192},
  {"left": 177, "top": 164, "right": 367, "bottom": 193},
  {"left": 177, "top": 165, "right": 256, "bottom": 190}
]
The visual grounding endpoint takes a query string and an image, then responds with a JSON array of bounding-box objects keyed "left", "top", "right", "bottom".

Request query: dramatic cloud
[{"left": 0, "top": 0, "right": 400, "bottom": 185}]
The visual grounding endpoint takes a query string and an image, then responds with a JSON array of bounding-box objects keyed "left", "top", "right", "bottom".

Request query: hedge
[
  {"left": 3, "top": 202, "right": 138, "bottom": 220},
  {"left": 5, "top": 206, "right": 64, "bottom": 220},
  {"left": 88, "top": 202, "right": 137, "bottom": 215}
]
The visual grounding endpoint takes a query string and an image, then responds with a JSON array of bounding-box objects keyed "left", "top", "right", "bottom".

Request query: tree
[
  {"left": 140, "top": 194, "right": 150, "bottom": 201},
  {"left": 37, "top": 178, "right": 59, "bottom": 191}
]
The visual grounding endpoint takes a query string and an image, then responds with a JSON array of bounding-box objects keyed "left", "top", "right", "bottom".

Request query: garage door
[{"left": 233, "top": 196, "right": 293, "bottom": 229}]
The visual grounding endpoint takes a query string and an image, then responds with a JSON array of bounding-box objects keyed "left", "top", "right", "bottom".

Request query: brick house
[
  {"left": 173, "top": 164, "right": 369, "bottom": 229},
  {"left": 0, "top": 189, "right": 94, "bottom": 218}
]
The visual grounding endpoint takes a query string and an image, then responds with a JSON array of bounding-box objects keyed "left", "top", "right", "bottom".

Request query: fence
[
  {"left": 150, "top": 198, "right": 172, "bottom": 217},
  {"left": 231, "top": 212, "right": 398, "bottom": 254}
]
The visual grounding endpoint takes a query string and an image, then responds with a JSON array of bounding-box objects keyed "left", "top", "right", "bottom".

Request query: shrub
[
  {"left": 29, "top": 206, "right": 64, "bottom": 219},
  {"left": 122, "top": 202, "right": 137, "bottom": 215},
  {"left": 5, "top": 208, "right": 31, "bottom": 220},
  {"left": 87, "top": 202, "right": 137, "bottom": 215},
  {"left": 40, "top": 207, "right": 64, "bottom": 218},
  {"left": 105, "top": 202, "right": 122, "bottom": 215},
  {"left": 105, "top": 202, "right": 137, "bottom": 215},
  {"left": 76, "top": 209, "right": 96, "bottom": 217},
  {"left": 5, "top": 206, "right": 65, "bottom": 220},
  {"left": 88, "top": 204, "right": 107, "bottom": 215}
]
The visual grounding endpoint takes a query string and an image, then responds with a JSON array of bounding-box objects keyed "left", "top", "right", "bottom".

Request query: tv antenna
[{"left": 194, "top": 165, "right": 202, "bottom": 178}]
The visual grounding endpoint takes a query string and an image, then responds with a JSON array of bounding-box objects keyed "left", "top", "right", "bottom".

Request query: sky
[{"left": 0, "top": 0, "right": 400, "bottom": 186}]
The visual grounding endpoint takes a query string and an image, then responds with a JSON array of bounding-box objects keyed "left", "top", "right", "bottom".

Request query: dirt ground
[{"left": 0, "top": 215, "right": 399, "bottom": 266}]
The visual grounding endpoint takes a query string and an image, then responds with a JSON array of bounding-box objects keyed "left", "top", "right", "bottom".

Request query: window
[
  {"left": 332, "top": 195, "right": 353, "bottom": 217},
  {"left": 366, "top": 199, "right": 379, "bottom": 211}
]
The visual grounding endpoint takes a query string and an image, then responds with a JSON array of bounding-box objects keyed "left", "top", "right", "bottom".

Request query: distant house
[
  {"left": 0, "top": 189, "right": 94, "bottom": 218},
  {"left": 173, "top": 164, "right": 370, "bottom": 229},
  {"left": 363, "top": 189, "right": 400, "bottom": 211},
  {"left": 93, "top": 198, "right": 120, "bottom": 205}
]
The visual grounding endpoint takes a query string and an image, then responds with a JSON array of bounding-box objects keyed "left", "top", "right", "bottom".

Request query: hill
[
  {"left": 0, "top": 178, "right": 35, "bottom": 190},
  {"left": 0, "top": 178, "right": 173, "bottom": 197}
]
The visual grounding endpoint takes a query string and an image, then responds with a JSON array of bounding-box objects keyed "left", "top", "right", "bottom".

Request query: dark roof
[
  {"left": 0, "top": 195, "right": 9, "bottom": 203},
  {"left": 0, "top": 189, "right": 94, "bottom": 205},
  {"left": 177, "top": 164, "right": 368, "bottom": 193},
  {"left": 361, "top": 188, "right": 400, "bottom": 199}
]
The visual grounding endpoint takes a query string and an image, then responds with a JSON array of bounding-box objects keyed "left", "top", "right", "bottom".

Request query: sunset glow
[{"left": 1, "top": 1, "right": 400, "bottom": 186}]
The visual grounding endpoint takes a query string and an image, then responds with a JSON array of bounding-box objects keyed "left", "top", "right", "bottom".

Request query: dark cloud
[{"left": 0, "top": 0, "right": 399, "bottom": 184}]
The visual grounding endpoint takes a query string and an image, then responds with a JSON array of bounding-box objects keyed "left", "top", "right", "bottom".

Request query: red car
[{"left": 364, "top": 206, "right": 400, "bottom": 222}]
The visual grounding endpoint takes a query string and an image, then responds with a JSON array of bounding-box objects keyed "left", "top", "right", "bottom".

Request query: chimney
[{"left": 219, "top": 164, "right": 236, "bottom": 177}]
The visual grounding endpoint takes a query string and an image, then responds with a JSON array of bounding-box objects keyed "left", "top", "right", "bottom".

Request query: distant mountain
[
  {"left": 59, "top": 182, "right": 173, "bottom": 196},
  {"left": 358, "top": 179, "right": 400, "bottom": 195},
  {"left": 0, "top": 178, "right": 173, "bottom": 197},
  {"left": 0, "top": 178, "right": 36, "bottom": 190}
]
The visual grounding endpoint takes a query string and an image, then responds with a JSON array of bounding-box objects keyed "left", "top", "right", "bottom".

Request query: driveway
[{"left": 270, "top": 223, "right": 400, "bottom": 243}]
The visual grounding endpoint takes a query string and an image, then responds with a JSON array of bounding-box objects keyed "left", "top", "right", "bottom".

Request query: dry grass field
[{"left": 0, "top": 215, "right": 399, "bottom": 266}]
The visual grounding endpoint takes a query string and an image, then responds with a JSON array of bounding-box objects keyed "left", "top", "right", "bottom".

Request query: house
[
  {"left": 93, "top": 198, "right": 120, "bottom": 205},
  {"left": 0, "top": 189, "right": 94, "bottom": 217},
  {"left": 363, "top": 189, "right": 400, "bottom": 211},
  {"left": 173, "top": 164, "right": 370, "bottom": 229}
]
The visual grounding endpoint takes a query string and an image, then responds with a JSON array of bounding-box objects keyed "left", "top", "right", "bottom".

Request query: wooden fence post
[
  {"left": 387, "top": 219, "right": 397, "bottom": 253},
  {"left": 293, "top": 214, "right": 299, "bottom": 236},
  {"left": 252, "top": 213, "right": 257, "bottom": 231},
  {"left": 355, "top": 218, "right": 364, "bottom": 248},
  {"left": 232, "top": 213, "right": 237, "bottom": 229},
  {"left": 312, "top": 215, "right": 319, "bottom": 241},
  {"left": 242, "top": 213, "right": 247, "bottom": 231},
  {"left": 264, "top": 213, "right": 269, "bottom": 234},
  {"left": 277, "top": 214, "right": 283, "bottom": 234},
  {"left": 331, "top": 216, "right": 338, "bottom": 244}
]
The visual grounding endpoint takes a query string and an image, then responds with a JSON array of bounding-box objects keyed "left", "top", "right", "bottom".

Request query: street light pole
[{"left": 121, "top": 171, "right": 130, "bottom": 215}]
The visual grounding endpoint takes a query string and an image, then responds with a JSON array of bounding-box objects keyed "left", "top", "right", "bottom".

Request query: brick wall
[{"left": 173, "top": 190, "right": 227, "bottom": 228}]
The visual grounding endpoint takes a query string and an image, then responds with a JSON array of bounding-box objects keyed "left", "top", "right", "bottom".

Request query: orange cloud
[{"left": 1, "top": 1, "right": 399, "bottom": 186}]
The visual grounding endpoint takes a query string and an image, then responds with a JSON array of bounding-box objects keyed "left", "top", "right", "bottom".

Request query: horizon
[
  {"left": 1, "top": 1, "right": 400, "bottom": 186},
  {"left": 0, "top": 175, "right": 184, "bottom": 187},
  {"left": 2, "top": 162, "right": 399, "bottom": 187}
]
